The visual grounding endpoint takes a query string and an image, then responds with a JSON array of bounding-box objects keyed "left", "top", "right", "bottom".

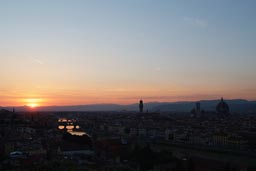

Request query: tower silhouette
[
  {"left": 196, "top": 102, "right": 200, "bottom": 113},
  {"left": 139, "top": 100, "right": 144, "bottom": 113}
]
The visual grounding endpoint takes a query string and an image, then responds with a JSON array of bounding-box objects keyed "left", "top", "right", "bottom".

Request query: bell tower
[{"left": 139, "top": 100, "right": 144, "bottom": 113}]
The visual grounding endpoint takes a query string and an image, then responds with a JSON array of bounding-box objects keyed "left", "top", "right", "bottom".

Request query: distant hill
[{"left": 2, "top": 99, "right": 256, "bottom": 113}]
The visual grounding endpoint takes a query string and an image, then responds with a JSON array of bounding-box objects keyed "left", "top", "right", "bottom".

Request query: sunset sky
[{"left": 1, "top": 0, "right": 256, "bottom": 106}]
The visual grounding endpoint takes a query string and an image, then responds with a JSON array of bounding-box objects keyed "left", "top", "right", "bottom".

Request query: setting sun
[
  {"left": 23, "top": 98, "right": 42, "bottom": 108},
  {"left": 27, "top": 103, "right": 39, "bottom": 108}
]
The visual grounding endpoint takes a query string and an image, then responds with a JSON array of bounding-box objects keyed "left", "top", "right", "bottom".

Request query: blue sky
[{"left": 1, "top": 0, "right": 256, "bottom": 105}]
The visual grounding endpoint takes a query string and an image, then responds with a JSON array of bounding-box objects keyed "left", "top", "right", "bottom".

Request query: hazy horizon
[
  {"left": 1, "top": 0, "right": 256, "bottom": 107},
  {"left": 1, "top": 98, "right": 254, "bottom": 108}
]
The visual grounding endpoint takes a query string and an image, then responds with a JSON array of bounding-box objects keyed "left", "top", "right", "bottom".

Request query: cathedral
[{"left": 216, "top": 97, "right": 230, "bottom": 114}]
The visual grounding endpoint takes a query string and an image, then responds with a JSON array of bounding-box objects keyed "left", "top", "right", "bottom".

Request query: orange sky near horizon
[
  {"left": 1, "top": 83, "right": 255, "bottom": 107},
  {"left": 1, "top": 56, "right": 255, "bottom": 107}
]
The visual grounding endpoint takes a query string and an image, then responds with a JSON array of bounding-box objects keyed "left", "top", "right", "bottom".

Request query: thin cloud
[
  {"left": 184, "top": 17, "right": 208, "bottom": 28},
  {"left": 155, "top": 67, "right": 161, "bottom": 72},
  {"left": 30, "top": 57, "right": 43, "bottom": 65}
]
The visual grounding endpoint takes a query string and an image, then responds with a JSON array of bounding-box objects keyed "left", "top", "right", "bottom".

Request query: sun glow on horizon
[
  {"left": 23, "top": 98, "right": 43, "bottom": 108},
  {"left": 27, "top": 103, "right": 39, "bottom": 108}
]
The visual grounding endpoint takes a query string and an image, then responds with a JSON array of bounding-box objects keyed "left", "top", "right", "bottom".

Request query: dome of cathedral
[{"left": 216, "top": 97, "right": 230, "bottom": 114}]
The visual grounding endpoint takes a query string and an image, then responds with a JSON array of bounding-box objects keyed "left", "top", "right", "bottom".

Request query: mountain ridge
[{"left": 1, "top": 99, "right": 256, "bottom": 113}]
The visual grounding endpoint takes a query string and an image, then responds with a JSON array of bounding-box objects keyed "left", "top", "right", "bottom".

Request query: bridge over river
[{"left": 58, "top": 118, "right": 80, "bottom": 130}]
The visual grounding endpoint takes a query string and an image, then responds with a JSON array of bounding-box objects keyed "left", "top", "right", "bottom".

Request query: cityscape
[
  {"left": 1, "top": 1, "right": 256, "bottom": 171},
  {"left": 1, "top": 99, "right": 256, "bottom": 170}
]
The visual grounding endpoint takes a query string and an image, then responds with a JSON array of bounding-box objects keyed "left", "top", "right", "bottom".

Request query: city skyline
[{"left": 1, "top": 0, "right": 256, "bottom": 107}]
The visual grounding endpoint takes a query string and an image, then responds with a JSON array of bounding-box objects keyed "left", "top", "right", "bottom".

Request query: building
[
  {"left": 216, "top": 97, "right": 230, "bottom": 114},
  {"left": 139, "top": 100, "right": 144, "bottom": 113}
]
